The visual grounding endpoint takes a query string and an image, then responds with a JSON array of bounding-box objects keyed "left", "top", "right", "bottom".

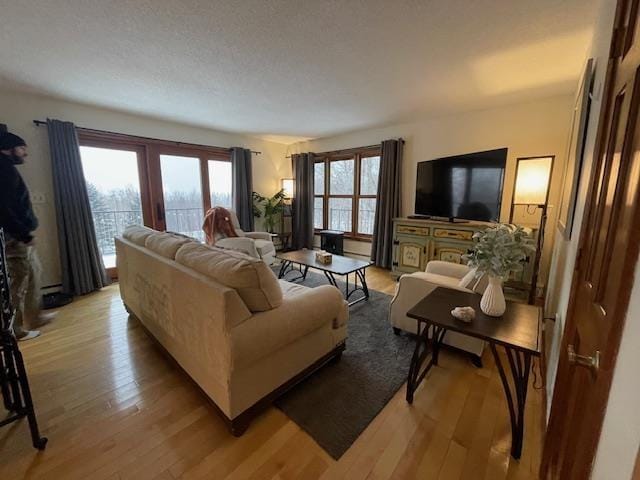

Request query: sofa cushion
[
  {"left": 279, "top": 279, "right": 310, "bottom": 298},
  {"left": 122, "top": 225, "right": 156, "bottom": 246},
  {"left": 145, "top": 232, "right": 193, "bottom": 259},
  {"left": 231, "top": 284, "right": 344, "bottom": 367},
  {"left": 254, "top": 239, "right": 275, "bottom": 258},
  {"left": 166, "top": 231, "right": 200, "bottom": 242},
  {"left": 175, "top": 242, "right": 283, "bottom": 312}
]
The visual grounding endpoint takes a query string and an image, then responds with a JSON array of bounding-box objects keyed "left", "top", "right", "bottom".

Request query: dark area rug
[{"left": 272, "top": 266, "right": 414, "bottom": 459}]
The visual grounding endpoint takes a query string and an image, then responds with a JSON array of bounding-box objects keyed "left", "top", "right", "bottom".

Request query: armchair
[
  {"left": 389, "top": 260, "right": 488, "bottom": 365},
  {"left": 213, "top": 209, "right": 276, "bottom": 264}
]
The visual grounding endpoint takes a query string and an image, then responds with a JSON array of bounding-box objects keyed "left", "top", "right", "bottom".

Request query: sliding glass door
[
  {"left": 79, "top": 144, "right": 150, "bottom": 276},
  {"left": 159, "top": 154, "right": 205, "bottom": 241},
  {"left": 208, "top": 159, "right": 233, "bottom": 209},
  {"left": 78, "top": 132, "right": 233, "bottom": 277}
]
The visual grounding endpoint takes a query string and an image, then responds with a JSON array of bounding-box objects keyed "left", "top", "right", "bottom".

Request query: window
[
  {"left": 208, "top": 160, "right": 232, "bottom": 208},
  {"left": 358, "top": 155, "right": 380, "bottom": 234},
  {"left": 154, "top": 148, "right": 232, "bottom": 237},
  {"left": 80, "top": 145, "right": 145, "bottom": 269},
  {"left": 77, "top": 129, "right": 233, "bottom": 276},
  {"left": 314, "top": 147, "right": 381, "bottom": 238},
  {"left": 160, "top": 154, "right": 205, "bottom": 240}
]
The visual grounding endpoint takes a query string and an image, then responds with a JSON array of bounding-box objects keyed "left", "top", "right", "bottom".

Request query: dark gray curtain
[
  {"left": 231, "top": 147, "right": 254, "bottom": 231},
  {"left": 291, "top": 152, "right": 315, "bottom": 249},
  {"left": 371, "top": 139, "right": 403, "bottom": 268},
  {"left": 47, "top": 119, "right": 109, "bottom": 295}
]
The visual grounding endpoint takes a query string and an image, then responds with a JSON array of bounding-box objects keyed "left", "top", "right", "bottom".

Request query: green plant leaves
[
  {"left": 252, "top": 189, "right": 286, "bottom": 232},
  {"left": 464, "top": 223, "right": 535, "bottom": 279}
]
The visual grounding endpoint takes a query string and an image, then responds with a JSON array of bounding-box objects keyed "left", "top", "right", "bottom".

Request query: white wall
[
  {"left": 290, "top": 95, "right": 574, "bottom": 276},
  {"left": 0, "top": 89, "right": 288, "bottom": 287}
]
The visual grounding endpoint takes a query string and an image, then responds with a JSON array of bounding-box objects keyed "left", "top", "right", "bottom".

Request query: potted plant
[
  {"left": 464, "top": 224, "right": 534, "bottom": 316},
  {"left": 252, "top": 189, "right": 286, "bottom": 233}
]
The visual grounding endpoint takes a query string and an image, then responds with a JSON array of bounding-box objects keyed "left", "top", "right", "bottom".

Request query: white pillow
[{"left": 458, "top": 268, "right": 479, "bottom": 290}]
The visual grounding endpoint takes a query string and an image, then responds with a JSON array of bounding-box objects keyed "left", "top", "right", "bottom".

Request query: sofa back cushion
[
  {"left": 145, "top": 232, "right": 193, "bottom": 259},
  {"left": 175, "top": 243, "right": 283, "bottom": 312},
  {"left": 122, "top": 225, "right": 156, "bottom": 246}
]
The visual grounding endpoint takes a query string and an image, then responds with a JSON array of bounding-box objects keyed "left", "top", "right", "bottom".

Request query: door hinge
[
  {"left": 392, "top": 261, "right": 399, "bottom": 267},
  {"left": 393, "top": 239, "right": 399, "bottom": 245}
]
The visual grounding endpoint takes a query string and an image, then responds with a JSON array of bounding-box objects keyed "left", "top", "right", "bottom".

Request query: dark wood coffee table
[
  {"left": 276, "top": 249, "right": 372, "bottom": 306},
  {"left": 406, "top": 287, "right": 542, "bottom": 459}
]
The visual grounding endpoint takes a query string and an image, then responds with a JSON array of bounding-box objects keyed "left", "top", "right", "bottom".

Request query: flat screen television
[{"left": 414, "top": 148, "right": 507, "bottom": 222}]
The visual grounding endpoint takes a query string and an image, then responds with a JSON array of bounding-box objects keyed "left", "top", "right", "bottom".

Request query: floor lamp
[{"left": 509, "top": 156, "right": 554, "bottom": 304}]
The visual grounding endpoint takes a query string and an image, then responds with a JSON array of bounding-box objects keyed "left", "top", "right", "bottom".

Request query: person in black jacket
[{"left": 0, "top": 131, "right": 55, "bottom": 341}]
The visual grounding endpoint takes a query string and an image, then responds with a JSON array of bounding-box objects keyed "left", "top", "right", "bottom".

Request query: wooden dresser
[{"left": 391, "top": 218, "right": 537, "bottom": 296}]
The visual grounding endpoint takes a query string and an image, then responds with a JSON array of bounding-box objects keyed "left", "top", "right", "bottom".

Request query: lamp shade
[
  {"left": 513, "top": 157, "right": 553, "bottom": 205},
  {"left": 281, "top": 178, "right": 294, "bottom": 198}
]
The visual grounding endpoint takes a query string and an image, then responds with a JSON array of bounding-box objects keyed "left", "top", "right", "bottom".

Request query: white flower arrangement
[{"left": 464, "top": 223, "right": 535, "bottom": 279}]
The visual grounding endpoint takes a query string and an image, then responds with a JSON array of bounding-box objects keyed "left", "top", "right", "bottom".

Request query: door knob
[{"left": 567, "top": 344, "right": 600, "bottom": 372}]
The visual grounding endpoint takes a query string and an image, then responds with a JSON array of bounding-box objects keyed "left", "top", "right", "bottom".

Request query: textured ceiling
[{"left": 0, "top": 0, "right": 596, "bottom": 141}]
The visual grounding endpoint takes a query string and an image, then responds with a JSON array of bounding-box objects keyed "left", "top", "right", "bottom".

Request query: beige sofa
[
  {"left": 116, "top": 226, "right": 348, "bottom": 434},
  {"left": 389, "top": 260, "right": 488, "bottom": 365}
]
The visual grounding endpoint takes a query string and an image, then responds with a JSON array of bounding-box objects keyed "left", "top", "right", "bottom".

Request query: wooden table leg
[
  {"left": 489, "top": 343, "right": 532, "bottom": 459},
  {"left": 406, "top": 322, "right": 446, "bottom": 404}
]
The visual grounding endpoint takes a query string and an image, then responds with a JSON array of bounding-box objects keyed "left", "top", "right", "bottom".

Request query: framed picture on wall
[{"left": 558, "top": 58, "right": 594, "bottom": 240}]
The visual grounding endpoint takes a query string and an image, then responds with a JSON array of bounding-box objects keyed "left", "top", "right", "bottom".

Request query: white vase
[{"left": 480, "top": 275, "right": 506, "bottom": 317}]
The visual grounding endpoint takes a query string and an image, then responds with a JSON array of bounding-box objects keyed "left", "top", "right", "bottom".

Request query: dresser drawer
[
  {"left": 433, "top": 228, "right": 474, "bottom": 241},
  {"left": 431, "top": 242, "right": 470, "bottom": 264},
  {"left": 397, "top": 225, "right": 430, "bottom": 236}
]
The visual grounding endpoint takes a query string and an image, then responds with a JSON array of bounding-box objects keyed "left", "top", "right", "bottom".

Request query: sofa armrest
[
  {"left": 244, "top": 231, "right": 273, "bottom": 241},
  {"left": 230, "top": 285, "right": 347, "bottom": 366},
  {"left": 390, "top": 273, "right": 486, "bottom": 356},
  {"left": 390, "top": 275, "right": 438, "bottom": 327},
  {"left": 425, "top": 260, "right": 470, "bottom": 279},
  {"left": 215, "top": 237, "right": 259, "bottom": 258},
  {"left": 390, "top": 273, "right": 469, "bottom": 329}
]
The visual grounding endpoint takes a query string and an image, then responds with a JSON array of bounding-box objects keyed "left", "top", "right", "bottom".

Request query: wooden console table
[{"left": 406, "top": 287, "right": 541, "bottom": 459}]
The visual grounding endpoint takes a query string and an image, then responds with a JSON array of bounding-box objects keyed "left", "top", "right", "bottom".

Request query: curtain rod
[
  {"left": 285, "top": 139, "right": 404, "bottom": 159},
  {"left": 32, "top": 120, "right": 262, "bottom": 155}
]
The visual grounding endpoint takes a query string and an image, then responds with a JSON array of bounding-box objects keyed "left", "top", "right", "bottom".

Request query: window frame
[
  {"left": 314, "top": 146, "right": 381, "bottom": 241},
  {"left": 77, "top": 129, "right": 232, "bottom": 231}
]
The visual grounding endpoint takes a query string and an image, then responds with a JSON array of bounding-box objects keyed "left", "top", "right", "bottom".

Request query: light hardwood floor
[{"left": 0, "top": 267, "right": 543, "bottom": 479}]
